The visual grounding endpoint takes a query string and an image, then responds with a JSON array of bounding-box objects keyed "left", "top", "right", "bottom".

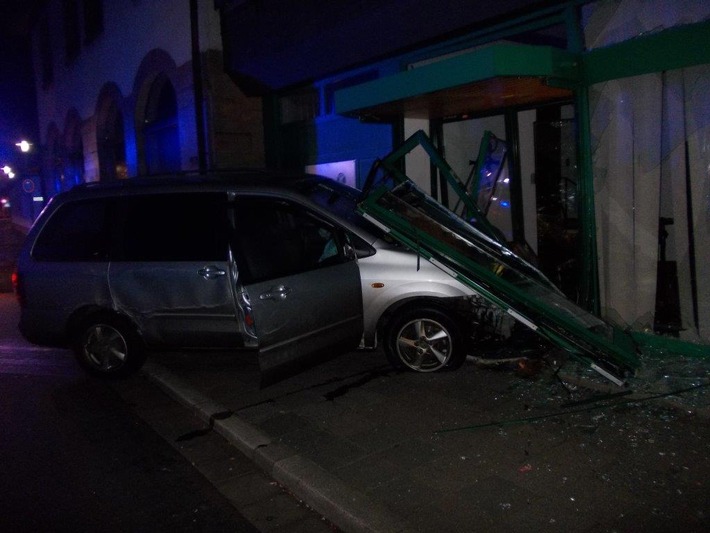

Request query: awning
[
  {"left": 336, "top": 43, "right": 580, "bottom": 120},
  {"left": 216, "top": 0, "right": 573, "bottom": 96}
]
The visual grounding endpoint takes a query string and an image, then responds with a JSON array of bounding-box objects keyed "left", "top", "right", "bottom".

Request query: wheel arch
[
  {"left": 376, "top": 296, "right": 468, "bottom": 340},
  {"left": 66, "top": 305, "right": 143, "bottom": 344},
  {"left": 70, "top": 306, "right": 148, "bottom": 378}
]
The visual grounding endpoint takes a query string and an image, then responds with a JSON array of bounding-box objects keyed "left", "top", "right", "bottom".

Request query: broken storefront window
[{"left": 358, "top": 131, "right": 698, "bottom": 387}]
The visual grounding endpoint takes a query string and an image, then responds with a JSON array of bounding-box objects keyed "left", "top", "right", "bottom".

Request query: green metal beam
[
  {"left": 631, "top": 332, "right": 710, "bottom": 360},
  {"left": 378, "top": 130, "right": 503, "bottom": 243},
  {"left": 583, "top": 20, "right": 710, "bottom": 85},
  {"left": 575, "top": 85, "right": 600, "bottom": 315},
  {"left": 336, "top": 43, "right": 581, "bottom": 115}
]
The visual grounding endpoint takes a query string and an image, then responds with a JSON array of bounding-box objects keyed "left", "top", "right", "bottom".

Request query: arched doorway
[
  {"left": 143, "top": 73, "right": 180, "bottom": 174},
  {"left": 96, "top": 84, "right": 127, "bottom": 180},
  {"left": 62, "top": 110, "right": 84, "bottom": 191},
  {"left": 45, "top": 124, "right": 62, "bottom": 195}
]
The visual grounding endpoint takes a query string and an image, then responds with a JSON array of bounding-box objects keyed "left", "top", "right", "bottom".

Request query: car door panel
[
  {"left": 109, "top": 260, "right": 242, "bottom": 347},
  {"left": 108, "top": 192, "right": 244, "bottom": 348},
  {"left": 232, "top": 196, "right": 363, "bottom": 385},
  {"left": 248, "top": 260, "right": 362, "bottom": 385}
]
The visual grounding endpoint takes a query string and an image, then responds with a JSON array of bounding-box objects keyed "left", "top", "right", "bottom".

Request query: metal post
[
  {"left": 575, "top": 85, "right": 600, "bottom": 315},
  {"left": 190, "top": 0, "right": 208, "bottom": 173}
]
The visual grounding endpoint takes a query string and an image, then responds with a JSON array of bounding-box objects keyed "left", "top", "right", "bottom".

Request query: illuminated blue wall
[
  {"left": 313, "top": 116, "right": 392, "bottom": 188},
  {"left": 271, "top": 62, "right": 401, "bottom": 187}
]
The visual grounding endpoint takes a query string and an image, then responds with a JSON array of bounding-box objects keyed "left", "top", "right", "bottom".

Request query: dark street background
[
  {"left": 0, "top": 293, "right": 260, "bottom": 532},
  {"left": 0, "top": 372, "right": 260, "bottom": 532},
  {"left": 0, "top": 292, "right": 335, "bottom": 532},
  {"left": 0, "top": 1, "right": 38, "bottom": 167}
]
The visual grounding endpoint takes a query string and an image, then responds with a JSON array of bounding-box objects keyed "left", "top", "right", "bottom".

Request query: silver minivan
[{"left": 14, "top": 171, "right": 475, "bottom": 382}]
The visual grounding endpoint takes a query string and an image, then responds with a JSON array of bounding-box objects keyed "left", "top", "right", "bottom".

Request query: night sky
[{"left": 0, "top": 1, "right": 39, "bottom": 168}]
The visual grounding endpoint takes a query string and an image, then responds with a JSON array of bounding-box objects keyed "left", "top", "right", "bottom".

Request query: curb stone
[{"left": 142, "top": 360, "right": 407, "bottom": 533}]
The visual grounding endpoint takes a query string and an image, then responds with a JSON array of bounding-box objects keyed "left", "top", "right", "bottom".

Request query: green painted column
[{"left": 575, "top": 85, "right": 600, "bottom": 315}]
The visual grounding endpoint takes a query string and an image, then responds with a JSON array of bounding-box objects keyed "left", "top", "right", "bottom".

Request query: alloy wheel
[
  {"left": 82, "top": 324, "right": 128, "bottom": 372},
  {"left": 395, "top": 318, "right": 452, "bottom": 372}
]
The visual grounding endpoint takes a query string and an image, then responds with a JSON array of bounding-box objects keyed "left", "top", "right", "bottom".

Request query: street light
[
  {"left": 15, "top": 140, "right": 32, "bottom": 153},
  {"left": 1, "top": 165, "right": 14, "bottom": 179}
]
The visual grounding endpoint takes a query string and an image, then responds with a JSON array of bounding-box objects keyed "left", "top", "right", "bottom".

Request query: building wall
[
  {"left": 204, "top": 50, "right": 264, "bottom": 169},
  {"left": 217, "top": 0, "right": 568, "bottom": 93},
  {"left": 30, "top": 0, "right": 263, "bottom": 200},
  {"left": 263, "top": 63, "right": 400, "bottom": 186},
  {"left": 34, "top": 1, "right": 195, "bottom": 131},
  {"left": 224, "top": 0, "right": 710, "bottom": 342}
]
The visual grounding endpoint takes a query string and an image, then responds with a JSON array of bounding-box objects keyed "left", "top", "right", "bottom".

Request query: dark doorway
[
  {"left": 534, "top": 106, "right": 580, "bottom": 301},
  {"left": 98, "top": 101, "right": 127, "bottom": 180},
  {"left": 143, "top": 75, "right": 181, "bottom": 174}
]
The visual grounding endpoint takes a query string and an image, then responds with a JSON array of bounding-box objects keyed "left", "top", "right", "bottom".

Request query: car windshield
[{"left": 302, "top": 176, "right": 389, "bottom": 243}]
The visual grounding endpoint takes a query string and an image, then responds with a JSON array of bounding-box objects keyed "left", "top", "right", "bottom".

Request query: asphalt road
[
  {"left": 0, "top": 293, "right": 336, "bottom": 532},
  {"left": 0, "top": 371, "right": 260, "bottom": 532}
]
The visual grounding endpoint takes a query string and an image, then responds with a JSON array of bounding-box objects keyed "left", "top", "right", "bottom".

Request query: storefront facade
[{"left": 217, "top": 0, "right": 710, "bottom": 346}]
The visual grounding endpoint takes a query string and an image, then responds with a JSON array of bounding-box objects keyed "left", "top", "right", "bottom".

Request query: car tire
[
  {"left": 383, "top": 307, "right": 466, "bottom": 372},
  {"left": 73, "top": 313, "right": 146, "bottom": 378}
]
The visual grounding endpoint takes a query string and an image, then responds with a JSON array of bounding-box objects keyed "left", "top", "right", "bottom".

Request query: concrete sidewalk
[{"left": 142, "top": 348, "right": 710, "bottom": 533}]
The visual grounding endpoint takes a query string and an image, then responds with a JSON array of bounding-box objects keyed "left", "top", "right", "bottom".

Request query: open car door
[
  {"left": 232, "top": 196, "right": 363, "bottom": 386},
  {"left": 359, "top": 132, "right": 640, "bottom": 385}
]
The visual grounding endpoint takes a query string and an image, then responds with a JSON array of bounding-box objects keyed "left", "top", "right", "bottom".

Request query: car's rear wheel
[
  {"left": 73, "top": 314, "right": 145, "bottom": 378},
  {"left": 383, "top": 307, "right": 466, "bottom": 372}
]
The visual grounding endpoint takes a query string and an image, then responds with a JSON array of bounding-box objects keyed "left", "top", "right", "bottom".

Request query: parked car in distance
[{"left": 14, "top": 170, "right": 476, "bottom": 382}]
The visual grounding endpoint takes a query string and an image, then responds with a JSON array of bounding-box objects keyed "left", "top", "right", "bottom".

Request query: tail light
[{"left": 11, "top": 271, "right": 24, "bottom": 306}]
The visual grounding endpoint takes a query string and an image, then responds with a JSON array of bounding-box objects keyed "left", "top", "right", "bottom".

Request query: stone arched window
[
  {"left": 143, "top": 73, "right": 180, "bottom": 174},
  {"left": 96, "top": 83, "right": 127, "bottom": 180},
  {"left": 62, "top": 109, "right": 84, "bottom": 190},
  {"left": 44, "top": 124, "right": 64, "bottom": 195}
]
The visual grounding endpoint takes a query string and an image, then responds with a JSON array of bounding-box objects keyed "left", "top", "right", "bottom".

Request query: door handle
[
  {"left": 259, "top": 285, "right": 292, "bottom": 301},
  {"left": 198, "top": 266, "right": 226, "bottom": 279}
]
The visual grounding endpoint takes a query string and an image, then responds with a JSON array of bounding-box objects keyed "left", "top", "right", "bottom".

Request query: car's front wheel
[
  {"left": 73, "top": 313, "right": 146, "bottom": 378},
  {"left": 383, "top": 307, "right": 466, "bottom": 372}
]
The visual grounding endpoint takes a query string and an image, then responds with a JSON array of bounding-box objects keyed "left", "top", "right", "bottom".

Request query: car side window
[
  {"left": 233, "top": 197, "right": 347, "bottom": 284},
  {"left": 32, "top": 198, "right": 110, "bottom": 261},
  {"left": 116, "top": 193, "right": 229, "bottom": 262}
]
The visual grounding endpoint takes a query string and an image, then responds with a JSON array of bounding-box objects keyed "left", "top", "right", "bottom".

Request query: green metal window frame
[{"left": 582, "top": 20, "right": 710, "bottom": 85}]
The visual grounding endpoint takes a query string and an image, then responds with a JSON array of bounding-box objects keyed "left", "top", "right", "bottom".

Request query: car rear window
[
  {"left": 32, "top": 198, "right": 110, "bottom": 261},
  {"left": 115, "top": 193, "right": 229, "bottom": 262}
]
